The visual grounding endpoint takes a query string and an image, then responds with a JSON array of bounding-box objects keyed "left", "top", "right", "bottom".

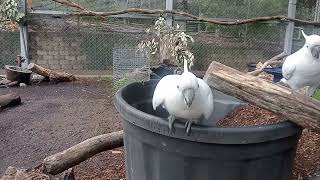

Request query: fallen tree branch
[
  {"left": 43, "top": 130, "right": 124, "bottom": 175},
  {"left": 1, "top": 166, "right": 75, "bottom": 180},
  {"left": 204, "top": 61, "right": 320, "bottom": 132},
  {"left": 28, "top": 63, "right": 76, "bottom": 83},
  {"left": 50, "top": 0, "right": 320, "bottom": 26},
  {"left": 248, "top": 52, "right": 288, "bottom": 76}
]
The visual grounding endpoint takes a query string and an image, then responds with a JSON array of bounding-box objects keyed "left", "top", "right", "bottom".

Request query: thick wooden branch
[
  {"left": 248, "top": 52, "right": 288, "bottom": 76},
  {"left": 50, "top": 0, "right": 320, "bottom": 27},
  {"left": 43, "top": 130, "right": 124, "bottom": 175},
  {"left": 204, "top": 61, "right": 320, "bottom": 132},
  {"left": 28, "top": 63, "right": 76, "bottom": 83}
]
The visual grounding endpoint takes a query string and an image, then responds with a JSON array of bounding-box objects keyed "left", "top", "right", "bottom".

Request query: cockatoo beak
[{"left": 183, "top": 88, "right": 195, "bottom": 107}]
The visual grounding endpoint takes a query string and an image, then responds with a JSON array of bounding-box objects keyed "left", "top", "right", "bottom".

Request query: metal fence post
[
  {"left": 166, "top": 0, "right": 173, "bottom": 26},
  {"left": 284, "top": 0, "right": 297, "bottom": 55},
  {"left": 314, "top": 0, "right": 320, "bottom": 34},
  {"left": 19, "top": 0, "right": 29, "bottom": 68}
]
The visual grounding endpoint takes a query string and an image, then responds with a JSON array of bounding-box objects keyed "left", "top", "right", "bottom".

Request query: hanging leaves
[
  {"left": 0, "top": 0, "right": 23, "bottom": 25},
  {"left": 137, "top": 17, "right": 195, "bottom": 69}
]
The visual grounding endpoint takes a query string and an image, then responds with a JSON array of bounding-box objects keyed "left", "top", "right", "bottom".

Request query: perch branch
[
  {"left": 28, "top": 63, "right": 76, "bottom": 83},
  {"left": 43, "top": 130, "right": 124, "bottom": 175},
  {"left": 50, "top": 0, "right": 320, "bottom": 26},
  {"left": 248, "top": 52, "right": 288, "bottom": 76},
  {"left": 204, "top": 61, "right": 320, "bottom": 132}
]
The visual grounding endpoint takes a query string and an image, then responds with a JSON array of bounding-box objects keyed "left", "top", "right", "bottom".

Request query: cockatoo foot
[
  {"left": 184, "top": 121, "right": 193, "bottom": 135},
  {"left": 168, "top": 115, "right": 175, "bottom": 130},
  {"left": 308, "top": 86, "right": 318, "bottom": 97},
  {"left": 277, "top": 79, "right": 289, "bottom": 87}
]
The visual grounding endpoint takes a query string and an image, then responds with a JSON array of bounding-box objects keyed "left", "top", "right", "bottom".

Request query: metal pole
[
  {"left": 166, "top": 0, "right": 173, "bottom": 26},
  {"left": 19, "top": 0, "right": 29, "bottom": 68},
  {"left": 313, "top": 0, "right": 320, "bottom": 34},
  {"left": 284, "top": 0, "right": 297, "bottom": 54}
]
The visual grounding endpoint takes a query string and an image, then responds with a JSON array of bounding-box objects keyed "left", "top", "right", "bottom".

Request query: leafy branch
[
  {"left": 0, "top": 0, "right": 24, "bottom": 24},
  {"left": 137, "top": 17, "right": 195, "bottom": 69}
]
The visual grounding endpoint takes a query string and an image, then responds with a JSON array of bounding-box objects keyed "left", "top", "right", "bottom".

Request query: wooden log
[
  {"left": 1, "top": 166, "right": 50, "bottom": 180},
  {"left": 204, "top": 61, "right": 320, "bottom": 132},
  {"left": 27, "top": 63, "right": 76, "bottom": 83},
  {"left": 43, "top": 130, "right": 124, "bottom": 175},
  {"left": 0, "top": 93, "right": 21, "bottom": 109}
]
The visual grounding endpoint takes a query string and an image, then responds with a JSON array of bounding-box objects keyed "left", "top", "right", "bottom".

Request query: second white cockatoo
[
  {"left": 280, "top": 30, "right": 320, "bottom": 96},
  {"left": 152, "top": 59, "right": 214, "bottom": 134}
]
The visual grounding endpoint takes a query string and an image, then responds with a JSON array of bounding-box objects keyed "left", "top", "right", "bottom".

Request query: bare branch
[
  {"left": 49, "top": 0, "right": 320, "bottom": 26},
  {"left": 51, "top": 0, "right": 88, "bottom": 11},
  {"left": 248, "top": 52, "right": 288, "bottom": 76}
]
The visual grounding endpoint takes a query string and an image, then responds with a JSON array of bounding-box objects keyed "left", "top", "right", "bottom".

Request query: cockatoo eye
[{"left": 177, "top": 85, "right": 180, "bottom": 89}]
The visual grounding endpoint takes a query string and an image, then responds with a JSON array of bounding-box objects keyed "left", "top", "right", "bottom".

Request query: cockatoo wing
[
  {"left": 282, "top": 58, "right": 296, "bottom": 81},
  {"left": 152, "top": 75, "right": 179, "bottom": 110},
  {"left": 197, "top": 78, "right": 214, "bottom": 120}
]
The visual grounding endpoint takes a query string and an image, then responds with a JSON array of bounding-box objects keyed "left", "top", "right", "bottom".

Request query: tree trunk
[
  {"left": 0, "top": 93, "right": 21, "bottom": 109},
  {"left": 43, "top": 130, "right": 124, "bottom": 175},
  {"left": 28, "top": 63, "right": 76, "bottom": 83},
  {"left": 204, "top": 61, "right": 320, "bottom": 132}
]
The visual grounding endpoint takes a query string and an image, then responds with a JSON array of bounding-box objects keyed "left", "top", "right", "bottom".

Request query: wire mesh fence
[
  {"left": 0, "top": 26, "right": 20, "bottom": 71},
  {"left": 0, "top": 0, "right": 320, "bottom": 80}
]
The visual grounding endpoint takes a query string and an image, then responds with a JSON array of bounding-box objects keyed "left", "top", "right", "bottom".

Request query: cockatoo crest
[{"left": 302, "top": 30, "right": 320, "bottom": 59}]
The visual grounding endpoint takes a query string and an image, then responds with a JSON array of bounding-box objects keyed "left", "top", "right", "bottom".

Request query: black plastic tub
[
  {"left": 5, "top": 65, "right": 32, "bottom": 84},
  {"left": 115, "top": 80, "right": 302, "bottom": 180}
]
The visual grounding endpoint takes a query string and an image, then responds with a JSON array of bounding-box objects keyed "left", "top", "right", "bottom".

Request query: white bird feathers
[
  {"left": 280, "top": 30, "right": 320, "bottom": 96},
  {"left": 152, "top": 60, "right": 214, "bottom": 134}
]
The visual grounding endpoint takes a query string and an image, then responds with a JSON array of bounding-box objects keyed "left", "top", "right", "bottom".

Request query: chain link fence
[
  {"left": 0, "top": 25, "right": 20, "bottom": 73},
  {"left": 0, "top": 0, "right": 319, "bottom": 77}
]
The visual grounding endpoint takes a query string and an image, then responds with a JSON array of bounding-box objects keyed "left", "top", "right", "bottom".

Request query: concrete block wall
[{"left": 30, "top": 32, "right": 89, "bottom": 70}]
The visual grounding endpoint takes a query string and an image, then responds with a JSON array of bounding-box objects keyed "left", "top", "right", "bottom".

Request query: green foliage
[
  {"left": 313, "top": 89, "right": 320, "bottom": 100},
  {"left": 113, "top": 77, "right": 129, "bottom": 93},
  {"left": 190, "top": 0, "right": 287, "bottom": 18},
  {"left": 0, "top": 0, "right": 23, "bottom": 24},
  {"left": 137, "top": 17, "right": 195, "bottom": 68}
]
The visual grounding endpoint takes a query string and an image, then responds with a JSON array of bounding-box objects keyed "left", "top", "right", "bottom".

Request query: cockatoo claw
[
  {"left": 184, "top": 121, "right": 193, "bottom": 135},
  {"left": 168, "top": 116, "right": 175, "bottom": 130}
]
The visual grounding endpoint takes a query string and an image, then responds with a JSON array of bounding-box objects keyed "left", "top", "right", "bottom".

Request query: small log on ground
[
  {"left": 0, "top": 93, "right": 21, "bottom": 109},
  {"left": 43, "top": 130, "right": 124, "bottom": 175},
  {"left": 28, "top": 63, "right": 76, "bottom": 83},
  {"left": 0, "top": 166, "right": 50, "bottom": 180},
  {"left": 204, "top": 61, "right": 320, "bottom": 132},
  {"left": 0, "top": 166, "right": 75, "bottom": 180}
]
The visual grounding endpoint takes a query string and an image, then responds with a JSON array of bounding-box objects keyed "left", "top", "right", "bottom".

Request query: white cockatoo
[
  {"left": 152, "top": 59, "right": 214, "bottom": 134},
  {"left": 280, "top": 30, "right": 320, "bottom": 96}
]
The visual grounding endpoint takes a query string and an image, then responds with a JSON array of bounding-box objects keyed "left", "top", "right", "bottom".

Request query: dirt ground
[{"left": 0, "top": 79, "right": 125, "bottom": 179}]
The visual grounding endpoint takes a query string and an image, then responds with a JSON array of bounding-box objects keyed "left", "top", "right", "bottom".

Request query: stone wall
[{"left": 30, "top": 32, "right": 89, "bottom": 70}]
